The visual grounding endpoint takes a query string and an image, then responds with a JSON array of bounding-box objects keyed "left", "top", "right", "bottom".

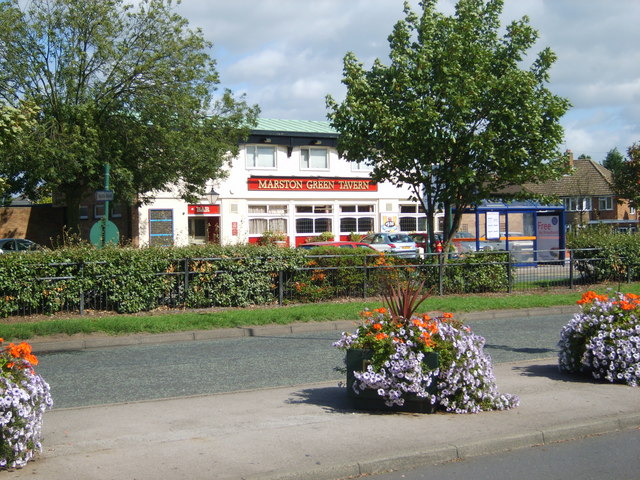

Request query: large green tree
[
  {"left": 603, "top": 147, "right": 625, "bottom": 175},
  {"left": 611, "top": 142, "right": 640, "bottom": 209},
  {"left": 0, "top": 0, "right": 258, "bottom": 228},
  {"left": 326, "top": 0, "right": 570, "bottom": 251}
]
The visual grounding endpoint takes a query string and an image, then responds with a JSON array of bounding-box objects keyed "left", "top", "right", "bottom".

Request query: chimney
[{"left": 565, "top": 149, "right": 574, "bottom": 168}]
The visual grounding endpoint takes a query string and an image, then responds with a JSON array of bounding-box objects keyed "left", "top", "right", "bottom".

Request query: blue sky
[{"left": 177, "top": 0, "right": 640, "bottom": 163}]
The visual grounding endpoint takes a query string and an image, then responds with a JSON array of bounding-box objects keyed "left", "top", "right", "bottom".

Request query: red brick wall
[{"left": 0, "top": 205, "right": 65, "bottom": 247}]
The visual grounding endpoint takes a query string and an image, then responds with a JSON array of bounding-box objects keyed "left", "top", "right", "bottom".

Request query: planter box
[{"left": 345, "top": 348, "right": 439, "bottom": 413}]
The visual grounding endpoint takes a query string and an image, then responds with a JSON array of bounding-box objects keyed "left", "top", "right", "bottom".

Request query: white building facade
[{"left": 137, "top": 119, "right": 434, "bottom": 247}]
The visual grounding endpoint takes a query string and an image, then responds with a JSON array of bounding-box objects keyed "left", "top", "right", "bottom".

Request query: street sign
[
  {"left": 95, "top": 189, "right": 114, "bottom": 202},
  {"left": 90, "top": 219, "right": 120, "bottom": 247}
]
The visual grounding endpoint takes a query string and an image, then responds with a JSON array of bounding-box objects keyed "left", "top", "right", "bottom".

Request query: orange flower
[
  {"left": 442, "top": 312, "right": 454, "bottom": 319},
  {"left": 372, "top": 323, "right": 383, "bottom": 331},
  {"left": 421, "top": 314, "right": 431, "bottom": 321},
  {"left": 577, "top": 291, "right": 609, "bottom": 305},
  {"left": 375, "top": 332, "right": 388, "bottom": 341},
  {"left": 373, "top": 307, "right": 387, "bottom": 314}
]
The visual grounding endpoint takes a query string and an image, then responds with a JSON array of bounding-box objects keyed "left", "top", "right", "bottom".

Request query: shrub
[{"left": 568, "top": 228, "right": 640, "bottom": 283}]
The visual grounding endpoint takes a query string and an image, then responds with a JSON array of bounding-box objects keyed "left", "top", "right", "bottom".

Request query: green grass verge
[{"left": 2, "top": 283, "right": 639, "bottom": 341}]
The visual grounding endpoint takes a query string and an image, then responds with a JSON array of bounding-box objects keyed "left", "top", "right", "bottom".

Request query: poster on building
[
  {"left": 537, "top": 215, "right": 561, "bottom": 261},
  {"left": 486, "top": 212, "right": 500, "bottom": 239},
  {"left": 382, "top": 215, "right": 399, "bottom": 233}
]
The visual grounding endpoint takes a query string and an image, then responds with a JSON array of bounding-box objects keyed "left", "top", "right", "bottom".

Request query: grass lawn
[{"left": 1, "top": 283, "right": 638, "bottom": 341}]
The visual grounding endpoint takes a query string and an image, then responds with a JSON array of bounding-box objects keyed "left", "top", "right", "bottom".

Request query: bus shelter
[{"left": 457, "top": 200, "right": 566, "bottom": 264}]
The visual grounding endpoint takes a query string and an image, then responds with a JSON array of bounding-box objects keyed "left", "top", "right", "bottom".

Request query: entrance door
[
  {"left": 188, "top": 217, "right": 207, "bottom": 244},
  {"left": 207, "top": 217, "right": 220, "bottom": 244}
]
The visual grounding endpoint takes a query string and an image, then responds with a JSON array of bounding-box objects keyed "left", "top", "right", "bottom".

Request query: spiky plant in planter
[{"left": 334, "top": 281, "right": 519, "bottom": 413}]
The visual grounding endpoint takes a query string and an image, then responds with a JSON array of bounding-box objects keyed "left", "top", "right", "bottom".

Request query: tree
[
  {"left": 603, "top": 147, "right": 625, "bottom": 174},
  {"left": 0, "top": 0, "right": 259, "bottom": 229},
  {"left": 611, "top": 142, "right": 640, "bottom": 209},
  {"left": 0, "top": 101, "right": 38, "bottom": 198},
  {"left": 326, "top": 0, "right": 571, "bottom": 252}
]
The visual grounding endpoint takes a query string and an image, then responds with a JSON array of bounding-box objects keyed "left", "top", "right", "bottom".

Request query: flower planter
[{"left": 346, "top": 348, "right": 439, "bottom": 413}]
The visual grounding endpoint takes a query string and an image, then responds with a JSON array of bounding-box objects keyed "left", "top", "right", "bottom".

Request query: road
[
  {"left": 366, "top": 428, "right": 640, "bottom": 480},
  {"left": 36, "top": 312, "right": 572, "bottom": 409}
]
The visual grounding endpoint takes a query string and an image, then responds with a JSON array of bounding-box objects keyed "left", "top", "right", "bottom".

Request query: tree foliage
[
  {"left": 611, "top": 142, "right": 640, "bottom": 209},
  {"left": 603, "top": 147, "right": 625, "bottom": 175},
  {"left": 0, "top": 0, "right": 259, "bottom": 227},
  {"left": 326, "top": 0, "right": 571, "bottom": 250}
]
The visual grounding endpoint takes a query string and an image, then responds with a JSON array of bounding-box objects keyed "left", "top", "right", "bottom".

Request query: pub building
[{"left": 136, "top": 119, "right": 431, "bottom": 247}]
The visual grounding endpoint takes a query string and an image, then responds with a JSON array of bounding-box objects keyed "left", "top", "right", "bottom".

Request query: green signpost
[{"left": 90, "top": 163, "right": 120, "bottom": 248}]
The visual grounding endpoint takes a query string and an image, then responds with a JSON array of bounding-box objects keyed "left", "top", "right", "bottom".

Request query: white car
[{"left": 359, "top": 233, "right": 419, "bottom": 258}]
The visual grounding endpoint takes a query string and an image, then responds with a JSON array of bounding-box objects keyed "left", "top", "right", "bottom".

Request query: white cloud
[{"left": 176, "top": 0, "right": 640, "bottom": 159}]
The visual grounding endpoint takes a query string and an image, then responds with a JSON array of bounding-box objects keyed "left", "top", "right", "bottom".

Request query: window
[
  {"left": 399, "top": 204, "right": 427, "bottom": 231},
  {"left": 248, "top": 204, "right": 288, "bottom": 235},
  {"left": 295, "top": 204, "right": 332, "bottom": 234},
  {"left": 340, "top": 217, "right": 374, "bottom": 233},
  {"left": 149, "top": 209, "right": 174, "bottom": 246},
  {"left": 296, "top": 205, "right": 332, "bottom": 214},
  {"left": 246, "top": 145, "right": 276, "bottom": 168},
  {"left": 399, "top": 217, "right": 427, "bottom": 232},
  {"left": 351, "top": 160, "right": 373, "bottom": 172},
  {"left": 296, "top": 218, "right": 332, "bottom": 234},
  {"left": 631, "top": 206, "right": 636, "bottom": 215},
  {"left": 597, "top": 196, "right": 613, "bottom": 211},
  {"left": 300, "top": 148, "right": 328, "bottom": 169},
  {"left": 340, "top": 205, "right": 374, "bottom": 213},
  {"left": 563, "top": 196, "right": 592, "bottom": 212},
  {"left": 111, "top": 203, "right": 123, "bottom": 218},
  {"left": 249, "top": 218, "right": 287, "bottom": 235},
  {"left": 94, "top": 204, "right": 105, "bottom": 219},
  {"left": 79, "top": 205, "right": 89, "bottom": 220}
]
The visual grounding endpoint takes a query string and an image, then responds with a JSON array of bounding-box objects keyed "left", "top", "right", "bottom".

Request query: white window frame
[
  {"left": 246, "top": 145, "right": 277, "bottom": 169},
  {"left": 300, "top": 147, "right": 329, "bottom": 170},
  {"left": 597, "top": 196, "right": 613, "bottom": 211},
  {"left": 248, "top": 204, "right": 288, "bottom": 235},
  {"left": 563, "top": 196, "right": 592, "bottom": 212}
]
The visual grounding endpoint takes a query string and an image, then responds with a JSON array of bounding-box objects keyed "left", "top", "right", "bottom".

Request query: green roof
[{"left": 254, "top": 118, "right": 337, "bottom": 135}]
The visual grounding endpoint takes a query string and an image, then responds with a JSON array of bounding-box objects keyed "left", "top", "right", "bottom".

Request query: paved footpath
[{"left": 5, "top": 308, "right": 640, "bottom": 480}]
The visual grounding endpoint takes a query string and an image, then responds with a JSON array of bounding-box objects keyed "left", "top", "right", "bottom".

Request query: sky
[{"left": 176, "top": 0, "right": 640, "bottom": 163}]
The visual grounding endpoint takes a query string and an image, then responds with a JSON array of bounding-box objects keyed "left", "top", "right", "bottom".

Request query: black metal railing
[{"left": 1, "top": 249, "right": 637, "bottom": 318}]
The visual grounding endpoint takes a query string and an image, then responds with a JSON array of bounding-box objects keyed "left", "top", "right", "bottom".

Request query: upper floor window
[
  {"left": 351, "top": 160, "right": 373, "bottom": 172},
  {"left": 563, "top": 196, "right": 592, "bottom": 212},
  {"left": 300, "top": 147, "right": 328, "bottom": 170},
  {"left": 597, "top": 196, "right": 613, "bottom": 211},
  {"left": 246, "top": 145, "right": 276, "bottom": 168}
]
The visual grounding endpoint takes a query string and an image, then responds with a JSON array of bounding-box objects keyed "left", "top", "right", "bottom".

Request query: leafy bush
[
  {"left": 286, "top": 248, "right": 412, "bottom": 302},
  {"left": 414, "top": 253, "right": 511, "bottom": 294},
  {"left": 0, "top": 244, "right": 306, "bottom": 316},
  {"left": 568, "top": 228, "right": 640, "bottom": 283}
]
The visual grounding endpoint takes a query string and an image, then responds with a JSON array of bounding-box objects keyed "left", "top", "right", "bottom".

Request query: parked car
[
  {"left": 0, "top": 238, "right": 40, "bottom": 253},
  {"left": 359, "top": 232, "right": 418, "bottom": 257},
  {"left": 409, "top": 232, "right": 491, "bottom": 253},
  {"left": 298, "top": 241, "right": 378, "bottom": 251}
]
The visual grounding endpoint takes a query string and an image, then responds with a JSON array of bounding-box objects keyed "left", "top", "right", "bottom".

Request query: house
[
  {"left": 136, "top": 119, "right": 430, "bottom": 247},
  {"left": 522, "top": 150, "right": 638, "bottom": 232}
]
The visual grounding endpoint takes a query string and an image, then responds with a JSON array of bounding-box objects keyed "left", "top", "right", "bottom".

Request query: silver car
[
  {"left": 360, "top": 232, "right": 418, "bottom": 257},
  {"left": 0, "top": 238, "right": 40, "bottom": 254}
]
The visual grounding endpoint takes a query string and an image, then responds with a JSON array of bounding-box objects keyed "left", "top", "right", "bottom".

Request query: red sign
[
  {"left": 188, "top": 204, "right": 220, "bottom": 215},
  {"left": 232, "top": 221, "right": 238, "bottom": 236},
  {"left": 248, "top": 176, "right": 378, "bottom": 192}
]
